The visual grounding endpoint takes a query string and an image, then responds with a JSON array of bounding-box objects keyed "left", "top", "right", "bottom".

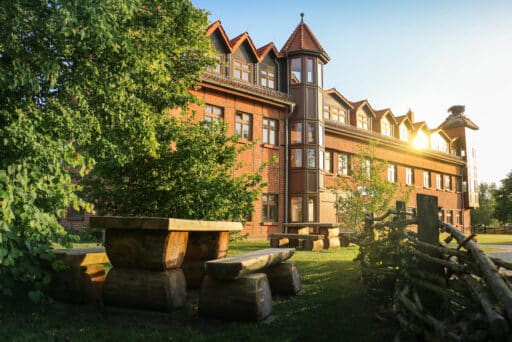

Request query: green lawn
[
  {"left": 0, "top": 241, "right": 397, "bottom": 341},
  {"left": 473, "top": 234, "right": 512, "bottom": 245}
]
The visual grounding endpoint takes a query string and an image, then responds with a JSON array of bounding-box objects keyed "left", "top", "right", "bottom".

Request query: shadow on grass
[{"left": 0, "top": 245, "right": 398, "bottom": 341}]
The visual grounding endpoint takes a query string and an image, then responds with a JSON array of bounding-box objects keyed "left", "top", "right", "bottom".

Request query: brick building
[{"left": 61, "top": 17, "right": 479, "bottom": 239}]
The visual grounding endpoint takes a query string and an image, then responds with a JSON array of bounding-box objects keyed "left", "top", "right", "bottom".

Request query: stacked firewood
[{"left": 357, "top": 200, "right": 512, "bottom": 341}]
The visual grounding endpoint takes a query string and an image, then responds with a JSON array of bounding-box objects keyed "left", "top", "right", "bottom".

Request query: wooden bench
[
  {"left": 50, "top": 247, "right": 109, "bottom": 304},
  {"left": 269, "top": 234, "right": 325, "bottom": 250},
  {"left": 199, "top": 248, "right": 301, "bottom": 321}
]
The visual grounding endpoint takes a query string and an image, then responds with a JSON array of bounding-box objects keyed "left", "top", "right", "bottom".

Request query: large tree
[
  {"left": 0, "top": 0, "right": 218, "bottom": 299},
  {"left": 494, "top": 171, "right": 512, "bottom": 224},
  {"left": 470, "top": 182, "right": 497, "bottom": 227}
]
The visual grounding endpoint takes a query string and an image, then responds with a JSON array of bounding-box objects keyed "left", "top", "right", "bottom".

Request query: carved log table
[{"left": 89, "top": 216, "right": 242, "bottom": 312}]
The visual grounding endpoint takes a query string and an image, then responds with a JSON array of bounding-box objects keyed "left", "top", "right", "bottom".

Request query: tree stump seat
[
  {"left": 50, "top": 247, "right": 109, "bottom": 304},
  {"left": 199, "top": 248, "right": 302, "bottom": 321}
]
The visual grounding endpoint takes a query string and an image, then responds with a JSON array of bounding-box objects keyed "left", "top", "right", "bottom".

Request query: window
[
  {"left": 204, "top": 104, "right": 223, "bottom": 122},
  {"left": 233, "top": 59, "right": 251, "bottom": 82},
  {"left": 291, "top": 122, "right": 302, "bottom": 143},
  {"left": 456, "top": 211, "right": 462, "bottom": 225},
  {"left": 438, "top": 209, "right": 445, "bottom": 222},
  {"left": 436, "top": 174, "right": 442, "bottom": 189},
  {"left": 291, "top": 58, "right": 301, "bottom": 84},
  {"left": 423, "top": 171, "right": 431, "bottom": 188},
  {"left": 262, "top": 194, "right": 278, "bottom": 222},
  {"left": 263, "top": 118, "right": 277, "bottom": 145},
  {"left": 357, "top": 112, "right": 370, "bottom": 130},
  {"left": 291, "top": 196, "right": 302, "bottom": 222},
  {"left": 446, "top": 210, "right": 453, "bottom": 224},
  {"left": 260, "top": 68, "right": 275, "bottom": 89},
  {"left": 432, "top": 133, "right": 449, "bottom": 153},
  {"left": 405, "top": 167, "right": 414, "bottom": 185},
  {"left": 235, "top": 112, "right": 252, "bottom": 140},
  {"left": 307, "top": 148, "right": 316, "bottom": 168},
  {"left": 306, "top": 58, "right": 314, "bottom": 83},
  {"left": 337, "top": 109, "right": 346, "bottom": 124},
  {"left": 338, "top": 153, "right": 349, "bottom": 176},
  {"left": 318, "top": 125, "right": 324, "bottom": 146},
  {"left": 323, "top": 105, "right": 330, "bottom": 120},
  {"left": 456, "top": 177, "right": 462, "bottom": 192},
  {"left": 308, "top": 197, "right": 316, "bottom": 222},
  {"left": 307, "top": 122, "right": 315, "bottom": 143},
  {"left": 362, "top": 159, "right": 371, "bottom": 178},
  {"left": 387, "top": 164, "right": 396, "bottom": 182},
  {"left": 399, "top": 124, "right": 410, "bottom": 142},
  {"left": 325, "top": 151, "right": 332, "bottom": 173},
  {"left": 319, "top": 150, "right": 324, "bottom": 170},
  {"left": 210, "top": 54, "right": 223, "bottom": 74},
  {"left": 444, "top": 175, "right": 452, "bottom": 191},
  {"left": 382, "top": 119, "right": 393, "bottom": 137},
  {"left": 291, "top": 148, "right": 302, "bottom": 167},
  {"left": 317, "top": 62, "right": 323, "bottom": 87}
]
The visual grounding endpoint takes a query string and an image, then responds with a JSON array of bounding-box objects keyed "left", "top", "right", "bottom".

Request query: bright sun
[{"left": 413, "top": 131, "right": 429, "bottom": 149}]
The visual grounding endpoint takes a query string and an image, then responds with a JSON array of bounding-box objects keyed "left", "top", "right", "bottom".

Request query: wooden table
[{"left": 89, "top": 216, "right": 242, "bottom": 312}]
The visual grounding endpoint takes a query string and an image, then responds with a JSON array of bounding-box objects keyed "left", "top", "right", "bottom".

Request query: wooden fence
[
  {"left": 357, "top": 194, "right": 512, "bottom": 341},
  {"left": 472, "top": 226, "right": 512, "bottom": 235}
]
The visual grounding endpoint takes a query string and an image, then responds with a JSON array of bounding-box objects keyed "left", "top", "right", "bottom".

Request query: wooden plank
[
  {"left": 205, "top": 248, "right": 295, "bottom": 280},
  {"left": 89, "top": 216, "right": 242, "bottom": 232},
  {"left": 269, "top": 233, "right": 324, "bottom": 240},
  {"left": 417, "top": 194, "right": 439, "bottom": 245},
  {"left": 284, "top": 222, "right": 338, "bottom": 228},
  {"left": 53, "top": 247, "right": 109, "bottom": 267},
  {"left": 287, "top": 227, "right": 310, "bottom": 235}
]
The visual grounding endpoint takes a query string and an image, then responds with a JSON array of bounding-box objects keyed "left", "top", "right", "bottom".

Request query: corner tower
[{"left": 281, "top": 14, "right": 330, "bottom": 224}]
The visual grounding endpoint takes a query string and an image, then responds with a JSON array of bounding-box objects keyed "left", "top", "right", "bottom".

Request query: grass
[
  {"left": 472, "top": 234, "right": 512, "bottom": 245},
  {"left": 0, "top": 241, "right": 397, "bottom": 341}
]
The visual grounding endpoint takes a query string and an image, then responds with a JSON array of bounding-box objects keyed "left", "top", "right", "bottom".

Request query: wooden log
[
  {"left": 462, "top": 274, "right": 509, "bottom": 340},
  {"left": 182, "top": 231, "right": 229, "bottom": 289},
  {"left": 442, "top": 222, "right": 512, "bottom": 323},
  {"left": 263, "top": 261, "right": 301, "bottom": 296},
  {"left": 270, "top": 237, "right": 289, "bottom": 248},
  {"left": 104, "top": 229, "right": 188, "bottom": 270},
  {"left": 287, "top": 227, "right": 310, "bottom": 235},
  {"left": 339, "top": 235, "right": 350, "bottom": 247},
  {"left": 103, "top": 268, "right": 186, "bottom": 312},
  {"left": 53, "top": 247, "right": 109, "bottom": 267},
  {"left": 323, "top": 237, "right": 340, "bottom": 249},
  {"left": 318, "top": 227, "right": 340, "bottom": 237},
  {"left": 198, "top": 273, "right": 272, "bottom": 321},
  {"left": 406, "top": 246, "right": 466, "bottom": 272},
  {"left": 90, "top": 216, "right": 242, "bottom": 232},
  {"left": 303, "top": 239, "right": 324, "bottom": 251},
  {"left": 50, "top": 264, "right": 105, "bottom": 304},
  {"left": 204, "top": 248, "right": 295, "bottom": 280},
  {"left": 269, "top": 233, "right": 324, "bottom": 240}
]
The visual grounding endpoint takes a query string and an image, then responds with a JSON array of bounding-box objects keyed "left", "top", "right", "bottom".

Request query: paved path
[{"left": 481, "top": 244, "right": 512, "bottom": 262}]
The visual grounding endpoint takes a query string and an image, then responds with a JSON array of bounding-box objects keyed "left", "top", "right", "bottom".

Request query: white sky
[{"left": 192, "top": 0, "right": 512, "bottom": 185}]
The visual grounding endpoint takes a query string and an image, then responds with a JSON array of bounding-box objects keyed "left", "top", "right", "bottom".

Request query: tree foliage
[
  {"left": 0, "top": 0, "right": 217, "bottom": 300},
  {"left": 330, "top": 142, "right": 408, "bottom": 233},
  {"left": 494, "top": 171, "right": 512, "bottom": 224},
  {"left": 470, "top": 182, "right": 497, "bottom": 227},
  {"left": 83, "top": 118, "right": 264, "bottom": 221}
]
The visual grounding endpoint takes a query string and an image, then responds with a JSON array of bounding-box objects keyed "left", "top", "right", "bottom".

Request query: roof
[
  {"left": 280, "top": 16, "right": 330, "bottom": 62},
  {"left": 374, "top": 108, "right": 398, "bottom": 124},
  {"left": 324, "top": 88, "right": 354, "bottom": 109},
  {"left": 350, "top": 100, "right": 376, "bottom": 117},
  {"left": 207, "top": 20, "right": 284, "bottom": 62}
]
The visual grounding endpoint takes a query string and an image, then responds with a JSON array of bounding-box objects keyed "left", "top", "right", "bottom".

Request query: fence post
[{"left": 417, "top": 194, "right": 439, "bottom": 244}]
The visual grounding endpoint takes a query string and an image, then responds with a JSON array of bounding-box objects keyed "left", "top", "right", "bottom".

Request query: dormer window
[
  {"left": 210, "top": 54, "right": 223, "bottom": 74},
  {"left": 399, "top": 124, "right": 410, "bottom": 142},
  {"left": 431, "top": 132, "right": 449, "bottom": 153},
  {"left": 260, "top": 67, "right": 275, "bottom": 89},
  {"left": 381, "top": 118, "right": 393, "bottom": 137},
  {"left": 233, "top": 59, "right": 251, "bottom": 82},
  {"left": 357, "top": 111, "right": 370, "bottom": 130}
]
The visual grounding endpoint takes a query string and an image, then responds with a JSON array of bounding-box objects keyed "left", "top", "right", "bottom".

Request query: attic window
[
  {"left": 260, "top": 68, "right": 275, "bottom": 89},
  {"left": 399, "top": 124, "right": 410, "bottom": 142},
  {"left": 357, "top": 111, "right": 370, "bottom": 130},
  {"left": 381, "top": 118, "right": 393, "bottom": 137},
  {"left": 233, "top": 59, "right": 251, "bottom": 82}
]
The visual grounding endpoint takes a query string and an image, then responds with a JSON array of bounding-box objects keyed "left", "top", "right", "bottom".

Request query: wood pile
[{"left": 357, "top": 195, "right": 512, "bottom": 340}]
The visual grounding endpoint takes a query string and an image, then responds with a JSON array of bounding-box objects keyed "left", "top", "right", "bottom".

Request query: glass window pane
[
  {"left": 307, "top": 149, "right": 316, "bottom": 168},
  {"left": 307, "top": 59, "right": 313, "bottom": 83},
  {"left": 291, "top": 58, "right": 301, "bottom": 84}
]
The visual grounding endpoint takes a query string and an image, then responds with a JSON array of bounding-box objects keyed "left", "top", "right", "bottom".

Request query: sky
[{"left": 191, "top": 0, "right": 512, "bottom": 185}]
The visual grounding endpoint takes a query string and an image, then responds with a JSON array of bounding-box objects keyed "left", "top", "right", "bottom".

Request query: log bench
[
  {"left": 199, "top": 248, "right": 301, "bottom": 321},
  {"left": 50, "top": 247, "right": 109, "bottom": 304},
  {"left": 269, "top": 233, "right": 325, "bottom": 250}
]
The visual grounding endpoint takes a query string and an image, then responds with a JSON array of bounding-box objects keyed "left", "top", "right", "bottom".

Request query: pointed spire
[{"left": 280, "top": 15, "right": 330, "bottom": 62}]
